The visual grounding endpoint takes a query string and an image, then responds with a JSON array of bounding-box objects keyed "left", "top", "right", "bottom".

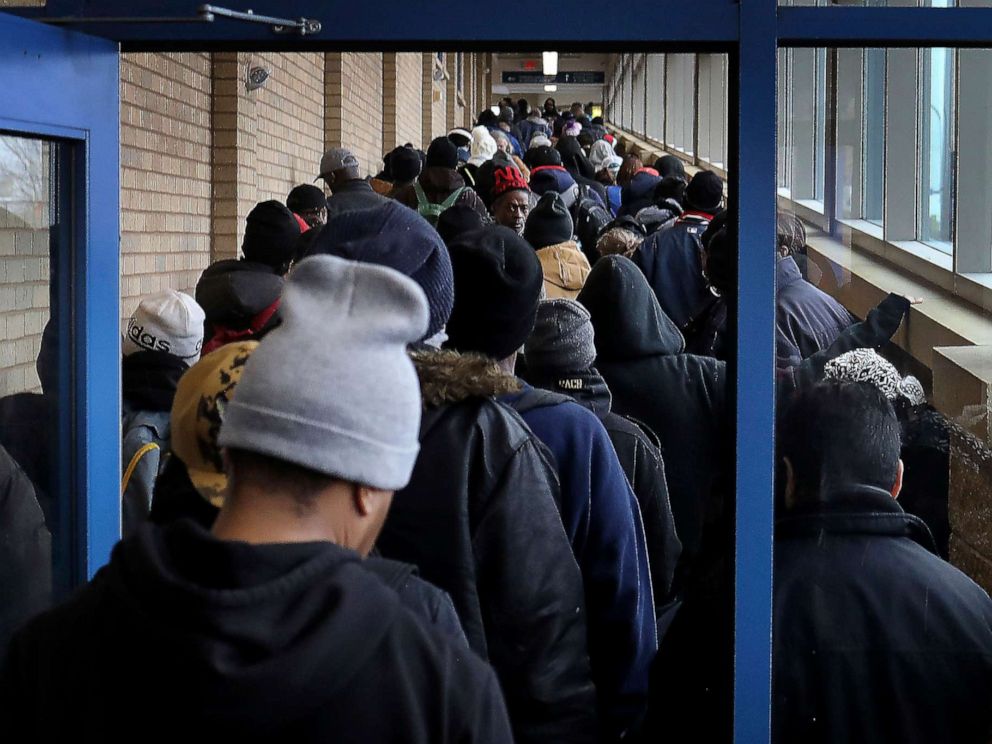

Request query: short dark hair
[
  {"left": 227, "top": 447, "right": 340, "bottom": 514},
  {"left": 778, "top": 382, "right": 902, "bottom": 503}
]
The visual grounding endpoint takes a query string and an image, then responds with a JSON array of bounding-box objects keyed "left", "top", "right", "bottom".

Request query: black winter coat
[
  {"left": 521, "top": 367, "right": 682, "bottom": 609},
  {"left": 774, "top": 487, "right": 992, "bottom": 744},
  {"left": 632, "top": 213, "right": 714, "bottom": 331},
  {"left": 0, "top": 520, "right": 512, "bottom": 742},
  {"left": 775, "top": 255, "right": 855, "bottom": 367},
  {"left": 578, "top": 255, "right": 728, "bottom": 568},
  {"left": 376, "top": 350, "right": 597, "bottom": 744},
  {"left": 0, "top": 445, "right": 50, "bottom": 655}
]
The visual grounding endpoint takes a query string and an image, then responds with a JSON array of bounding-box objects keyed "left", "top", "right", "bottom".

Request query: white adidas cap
[{"left": 123, "top": 290, "right": 206, "bottom": 362}]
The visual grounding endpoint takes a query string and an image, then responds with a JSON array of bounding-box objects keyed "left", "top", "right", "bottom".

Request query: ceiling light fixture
[{"left": 542, "top": 51, "right": 558, "bottom": 77}]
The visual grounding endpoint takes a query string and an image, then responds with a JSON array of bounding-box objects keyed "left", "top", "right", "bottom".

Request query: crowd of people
[{"left": 2, "top": 97, "right": 992, "bottom": 743}]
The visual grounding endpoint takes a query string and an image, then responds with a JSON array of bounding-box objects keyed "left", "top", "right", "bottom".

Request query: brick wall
[
  {"left": 383, "top": 53, "right": 424, "bottom": 150},
  {"left": 120, "top": 52, "right": 212, "bottom": 317},
  {"left": 325, "top": 53, "right": 384, "bottom": 177},
  {"left": 253, "top": 53, "right": 325, "bottom": 201},
  {"left": 423, "top": 54, "right": 447, "bottom": 149},
  {"left": 0, "top": 134, "right": 49, "bottom": 395}
]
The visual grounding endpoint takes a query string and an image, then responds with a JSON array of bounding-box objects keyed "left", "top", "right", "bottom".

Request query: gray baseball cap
[{"left": 317, "top": 147, "right": 360, "bottom": 179}]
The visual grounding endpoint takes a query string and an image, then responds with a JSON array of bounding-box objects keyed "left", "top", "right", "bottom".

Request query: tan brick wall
[
  {"left": 423, "top": 54, "right": 447, "bottom": 149},
  {"left": 0, "top": 185, "right": 48, "bottom": 396},
  {"left": 253, "top": 53, "right": 325, "bottom": 202},
  {"left": 121, "top": 52, "right": 212, "bottom": 318},
  {"left": 325, "top": 53, "right": 384, "bottom": 177},
  {"left": 383, "top": 53, "right": 424, "bottom": 150}
]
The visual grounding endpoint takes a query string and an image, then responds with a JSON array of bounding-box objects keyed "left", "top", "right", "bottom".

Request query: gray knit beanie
[
  {"left": 525, "top": 298, "right": 597, "bottom": 372},
  {"left": 219, "top": 255, "right": 429, "bottom": 490}
]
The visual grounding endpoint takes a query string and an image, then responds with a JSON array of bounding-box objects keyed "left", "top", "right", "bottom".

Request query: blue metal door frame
[
  {"left": 0, "top": 12, "right": 120, "bottom": 582},
  {"left": 6, "top": 2, "right": 992, "bottom": 741}
]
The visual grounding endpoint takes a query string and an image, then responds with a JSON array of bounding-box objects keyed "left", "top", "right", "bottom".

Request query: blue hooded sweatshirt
[{"left": 500, "top": 383, "right": 657, "bottom": 741}]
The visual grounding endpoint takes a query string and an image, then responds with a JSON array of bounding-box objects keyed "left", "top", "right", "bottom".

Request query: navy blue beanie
[{"left": 306, "top": 200, "right": 454, "bottom": 340}]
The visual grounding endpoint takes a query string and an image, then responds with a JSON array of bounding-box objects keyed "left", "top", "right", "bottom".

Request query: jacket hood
[
  {"left": 620, "top": 171, "right": 663, "bottom": 217},
  {"left": 556, "top": 135, "right": 597, "bottom": 180},
  {"left": 577, "top": 254, "right": 685, "bottom": 360},
  {"left": 537, "top": 242, "right": 591, "bottom": 295},
  {"left": 529, "top": 166, "right": 579, "bottom": 205},
  {"left": 418, "top": 166, "right": 466, "bottom": 201},
  {"left": 410, "top": 348, "right": 520, "bottom": 407},
  {"left": 523, "top": 367, "right": 612, "bottom": 416},
  {"left": 102, "top": 520, "right": 399, "bottom": 729},
  {"left": 195, "top": 260, "right": 284, "bottom": 326}
]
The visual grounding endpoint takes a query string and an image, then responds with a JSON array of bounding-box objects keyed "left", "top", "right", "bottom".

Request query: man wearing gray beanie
[
  {"left": 524, "top": 299, "right": 683, "bottom": 613},
  {"left": 2, "top": 255, "right": 514, "bottom": 743}
]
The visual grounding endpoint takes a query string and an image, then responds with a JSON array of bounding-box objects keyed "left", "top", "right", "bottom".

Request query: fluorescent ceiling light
[
  {"left": 542, "top": 51, "right": 558, "bottom": 76},
  {"left": 544, "top": 84, "right": 557, "bottom": 92}
]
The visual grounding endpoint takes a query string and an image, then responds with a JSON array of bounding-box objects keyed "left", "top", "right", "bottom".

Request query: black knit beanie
[
  {"left": 524, "top": 191, "right": 574, "bottom": 249},
  {"left": 242, "top": 200, "right": 302, "bottom": 271},
  {"left": 286, "top": 185, "right": 326, "bottom": 214},
  {"left": 528, "top": 145, "right": 563, "bottom": 169},
  {"left": 437, "top": 203, "right": 485, "bottom": 245},
  {"left": 685, "top": 170, "right": 724, "bottom": 212},
  {"left": 446, "top": 225, "right": 545, "bottom": 361},
  {"left": 389, "top": 146, "right": 423, "bottom": 183},
  {"left": 426, "top": 137, "right": 459, "bottom": 170}
]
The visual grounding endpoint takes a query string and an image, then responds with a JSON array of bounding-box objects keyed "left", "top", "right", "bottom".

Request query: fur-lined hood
[{"left": 410, "top": 349, "right": 520, "bottom": 408}]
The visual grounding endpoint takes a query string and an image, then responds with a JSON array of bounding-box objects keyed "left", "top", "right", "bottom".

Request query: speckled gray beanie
[{"left": 525, "top": 298, "right": 597, "bottom": 372}]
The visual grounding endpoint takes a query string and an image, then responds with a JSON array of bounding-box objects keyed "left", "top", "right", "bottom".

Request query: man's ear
[
  {"left": 891, "top": 459, "right": 904, "bottom": 500},
  {"left": 353, "top": 484, "right": 371, "bottom": 517},
  {"left": 782, "top": 456, "right": 797, "bottom": 510}
]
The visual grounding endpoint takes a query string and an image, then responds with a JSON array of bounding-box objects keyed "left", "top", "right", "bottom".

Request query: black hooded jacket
[
  {"left": 774, "top": 487, "right": 992, "bottom": 743},
  {"left": 0, "top": 520, "right": 512, "bottom": 742},
  {"left": 521, "top": 366, "right": 682, "bottom": 610},
  {"left": 196, "top": 260, "right": 283, "bottom": 337},
  {"left": 0, "top": 445, "right": 50, "bottom": 656},
  {"left": 556, "top": 136, "right": 609, "bottom": 206},
  {"left": 376, "top": 349, "right": 597, "bottom": 744},
  {"left": 578, "top": 256, "right": 728, "bottom": 567}
]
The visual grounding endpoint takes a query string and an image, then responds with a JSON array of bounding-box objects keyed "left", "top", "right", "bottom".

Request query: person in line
[
  {"left": 462, "top": 125, "right": 497, "bottom": 188},
  {"left": 445, "top": 224, "right": 657, "bottom": 742},
  {"left": 523, "top": 298, "right": 682, "bottom": 618},
  {"left": 488, "top": 165, "right": 532, "bottom": 235},
  {"left": 393, "top": 136, "right": 489, "bottom": 225},
  {"left": 309, "top": 202, "right": 598, "bottom": 744},
  {"left": 633, "top": 169, "right": 724, "bottom": 331},
  {"left": 596, "top": 216, "right": 647, "bottom": 259},
  {"left": 120, "top": 289, "right": 205, "bottom": 536},
  {"left": 196, "top": 200, "right": 298, "bottom": 355},
  {"left": 524, "top": 192, "right": 592, "bottom": 300},
  {"left": 773, "top": 381, "right": 992, "bottom": 743},
  {"left": 1, "top": 255, "right": 515, "bottom": 743},
  {"left": 318, "top": 147, "right": 389, "bottom": 217},
  {"left": 285, "top": 183, "right": 328, "bottom": 229}
]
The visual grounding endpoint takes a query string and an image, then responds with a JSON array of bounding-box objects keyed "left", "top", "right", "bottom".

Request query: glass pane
[
  {"left": 775, "top": 45, "right": 992, "bottom": 742},
  {"left": 863, "top": 49, "right": 886, "bottom": 225},
  {"left": 919, "top": 48, "right": 955, "bottom": 253},
  {"left": 814, "top": 48, "right": 827, "bottom": 203},
  {"left": 0, "top": 134, "right": 66, "bottom": 652}
]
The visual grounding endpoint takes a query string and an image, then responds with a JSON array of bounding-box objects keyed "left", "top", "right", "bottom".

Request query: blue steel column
[{"left": 735, "top": 1, "right": 778, "bottom": 742}]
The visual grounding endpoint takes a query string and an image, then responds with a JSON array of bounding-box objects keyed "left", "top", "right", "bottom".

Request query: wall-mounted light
[
  {"left": 245, "top": 65, "right": 271, "bottom": 92},
  {"left": 542, "top": 51, "right": 558, "bottom": 77},
  {"left": 544, "top": 84, "right": 558, "bottom": 93}
]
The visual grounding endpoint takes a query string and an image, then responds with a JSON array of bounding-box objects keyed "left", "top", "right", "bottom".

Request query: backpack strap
[
  {"left": 439, "top": 186, "right": 466, "bottom": 210},
  {"left": 121, "top": 442, "right": 160, "bottom": 497},
  {"left": 414, "top": 181, "right": 431, "bottom": 210}
]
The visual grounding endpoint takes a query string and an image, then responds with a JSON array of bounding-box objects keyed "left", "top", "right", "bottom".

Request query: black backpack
[{"left": 571, "top": 185, "right": 612, "bottom": 265}]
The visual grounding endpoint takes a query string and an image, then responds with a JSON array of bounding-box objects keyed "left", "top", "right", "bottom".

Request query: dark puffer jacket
[
  {"left": 774, "top": 487, "right": 992, "bottom": 743},
  {"left": 775, "top": 255, "right": 855, "bottom": 368},
  {"left": 324, "top": 178, "right": 390, "bottom": 218},
  {"left": 578, "top": 255, "right": 728, "bottom": 568},
  {"left": 393, "top": 166, "right": 490, "bottom": 221},
  {"left": 376, "top": 350, "right": 597, "bottom": 744},
  {"left": 632, "top": 212, "right": 714, "bottom": 331}
]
